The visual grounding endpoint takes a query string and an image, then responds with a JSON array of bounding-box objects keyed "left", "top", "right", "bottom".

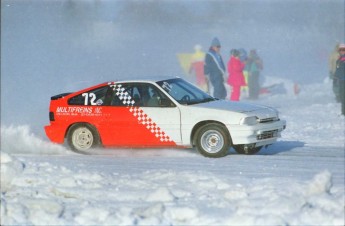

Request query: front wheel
[
  {"left": 195, "top": 123, "right": 230, "bottom": 158},
  {"left": 67, "top": 123, "right": 100, "bottom": 153},
  {"left": 233, "top": 145, "right": 262, "bottom": 155}
]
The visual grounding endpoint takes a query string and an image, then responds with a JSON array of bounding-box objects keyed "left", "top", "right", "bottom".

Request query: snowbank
[
  {"left": 1, "top": 160, "right": 343, "bottom": 225},
  {"left": 0, "top": 152, "right": 24, "bottom": 192}
]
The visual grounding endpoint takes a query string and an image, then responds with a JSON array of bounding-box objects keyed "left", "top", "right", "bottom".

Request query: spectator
[
  {"left": 334, "top": 43, "right": 345, "bottom": 115},
  {"left": 329, "top": 43, "right": 340, "bottom": 102},
  {"left": 247, "top": 49, "right": 263, "bottom": 99},
  {"left": 189, "top": 45, "right": 208, "bottom": 92},
  {"left": 204, "top": 37, "right": 227, "bottom": 99},
  {"left": 239, "top": 48, "right": 249, "bottom": 94},
  {"left": 227, "top": 49, "right": 246, "bottom": 101}
]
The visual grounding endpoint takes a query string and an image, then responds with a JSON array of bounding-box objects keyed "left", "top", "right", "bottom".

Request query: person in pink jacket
[{"left": 227, "top": 49, "right": 246, "bottom": 101}]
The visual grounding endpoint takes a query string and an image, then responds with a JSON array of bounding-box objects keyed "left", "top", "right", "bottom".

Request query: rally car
[{"left": 45, "top": 77, "right": 286, "bottom": 157}]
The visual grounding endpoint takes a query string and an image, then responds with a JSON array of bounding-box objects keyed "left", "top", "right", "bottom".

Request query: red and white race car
[{"left": 45, "top": 77, "right": 286, "bottom": 157}]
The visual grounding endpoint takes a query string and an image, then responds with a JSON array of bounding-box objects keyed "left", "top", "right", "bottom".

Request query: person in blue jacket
[
  {"left": 334, "top": 44, "right": 345, "bottom": 115},
  {"left": 204, "top": 37, "right": 227, "bottom": 99},
  {"left": 247, "top": 49, "right": 263, "bottom": 100}
]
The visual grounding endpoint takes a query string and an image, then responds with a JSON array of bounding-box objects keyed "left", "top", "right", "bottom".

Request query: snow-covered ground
[{"left": 1, "top": 79, "right": 344, "bottom": 225}]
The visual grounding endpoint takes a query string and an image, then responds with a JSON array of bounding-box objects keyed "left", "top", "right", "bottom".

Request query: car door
[
  {"left": 140, "top": 83, "right": 182, "bottom": 145},
  {"left": 100, "top": 82, "right": 181, "bottom": 147}
]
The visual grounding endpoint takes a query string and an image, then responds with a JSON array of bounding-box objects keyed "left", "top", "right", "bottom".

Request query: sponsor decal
[
  {"left": 56, "top": 106, "right": 102, "bottom": 116},
  {"left": 82, "top": 93, "right": 97, "bottom": 105},
  {"left": 82, "top": 92, "right": 103, "bottom": 105}
]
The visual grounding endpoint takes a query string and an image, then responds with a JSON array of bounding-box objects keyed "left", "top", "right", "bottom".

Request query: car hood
[{"left": 193, "top": 100, "right": 270, "bottom": 113}]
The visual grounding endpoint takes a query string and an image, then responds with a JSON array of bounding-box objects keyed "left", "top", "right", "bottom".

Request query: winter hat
[
  {"left": 230, "top": 49, "right": 239, "bottom": 56},
  {"left": 233, "top": 49, "right": 240, "bottom": 57},
  {"left": 338, "top": 43, "right": 345, "bottom": 50},
  {"left": 211, "top": 37, "right": 221, "bottom": 47}
]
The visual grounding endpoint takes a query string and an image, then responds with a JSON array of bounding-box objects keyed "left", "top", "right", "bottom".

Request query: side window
[
  {"left": 145, "top": 85, "right": 175, "bottom": 107},
  {"left": 68, "top": 86, "right": 111, "bottom": 106},
  {"left": 131, "top": 87, "right": 141, "bottom": 104},
  {"left": 110, "top": 83, "right": 175, "bottom": 107},
  {"left": 110, "top": 83, "right": 141, "bottom": 106}
]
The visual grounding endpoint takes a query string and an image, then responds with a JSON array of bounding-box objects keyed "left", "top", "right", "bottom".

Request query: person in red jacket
[{"left": 227, "top": 49, "right": 246, "bottom": 101}]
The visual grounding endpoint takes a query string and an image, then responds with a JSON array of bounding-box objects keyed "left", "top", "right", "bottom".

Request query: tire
[
  {"left": 195, "top": 123, "right": 230, "bottom": 158},
  {"left": 67, "top": 123, "right": 100, "bottom": 153},
  {"left": 233, "top": 145, "right": 262, "bottom": 155}
]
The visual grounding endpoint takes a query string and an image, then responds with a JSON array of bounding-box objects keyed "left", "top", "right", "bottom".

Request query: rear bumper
[
  {"left": 227, "top": 120, "right": 286, "bottom": 146},
  {"left": 44, "top": 123, "right": 66, "bottom": 144}
]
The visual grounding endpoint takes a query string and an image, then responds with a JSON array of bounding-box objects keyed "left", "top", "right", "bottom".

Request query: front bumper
[{"left": 227, "top": 119, "right": 286, "bottom": 146}]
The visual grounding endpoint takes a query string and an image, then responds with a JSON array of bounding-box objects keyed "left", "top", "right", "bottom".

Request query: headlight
[{"left": 240, "top": 116, "right": 258, "bottom": 125}]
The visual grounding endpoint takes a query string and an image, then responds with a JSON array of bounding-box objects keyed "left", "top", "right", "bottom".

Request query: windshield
[{"left": 156, "top": 78, "right": 216, "bottom": 105}]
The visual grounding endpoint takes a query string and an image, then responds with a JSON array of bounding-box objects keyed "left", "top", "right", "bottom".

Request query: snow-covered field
[{"left": 1, "top": 79, "right": 344, "bottom": 225}]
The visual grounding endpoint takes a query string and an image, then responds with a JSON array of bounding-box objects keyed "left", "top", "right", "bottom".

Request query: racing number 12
[{"left": 82, "top": 93, "right": 96, "bottom": 105}]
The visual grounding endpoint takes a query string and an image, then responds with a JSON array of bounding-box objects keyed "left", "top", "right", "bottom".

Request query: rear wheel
[
  {"left": 233, "top": 145, "right": 262, "bottom": 155},
  {"left": 195, "top": 123, "right": 230, "bottom": 158},
  {"left": 67, "top": 123, "right": 100, "bottom": 153}
]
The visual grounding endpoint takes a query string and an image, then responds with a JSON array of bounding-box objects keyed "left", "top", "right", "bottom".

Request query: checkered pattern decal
[{"left": 108, "top": 82, "right": 172, "bottom": 143}]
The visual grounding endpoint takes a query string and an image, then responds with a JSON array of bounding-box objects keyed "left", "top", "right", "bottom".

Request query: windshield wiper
[
  {"left": 198, "top": 97, "right": 216, "bottom": 103},
  {"left": 186, "top": 97, "right": 216, "bottom": 105}
]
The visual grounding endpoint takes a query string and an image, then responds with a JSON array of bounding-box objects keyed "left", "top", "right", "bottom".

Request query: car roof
[
  {"left": 63, "top": 76, "right": 182, "bottom": 97},
  {"left": 107, "top": 76, "right": 181, "bottom": 84}
]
